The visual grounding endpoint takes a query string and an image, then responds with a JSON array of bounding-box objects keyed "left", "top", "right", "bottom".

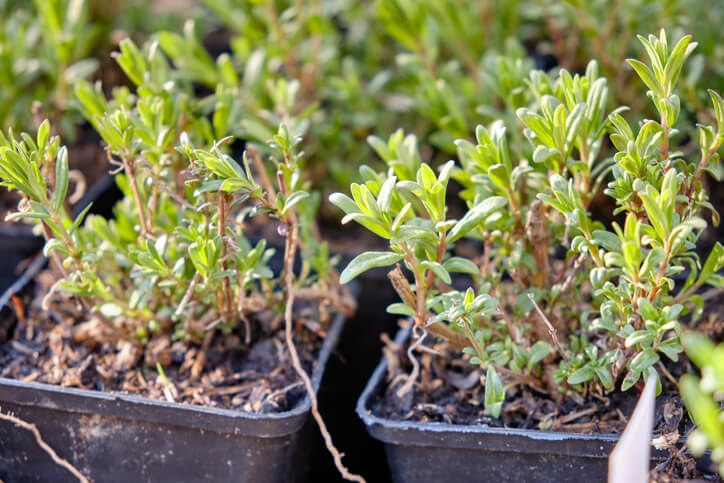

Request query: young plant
[{"left": 333, "top": 30, "right": 724, "bottom": 423}]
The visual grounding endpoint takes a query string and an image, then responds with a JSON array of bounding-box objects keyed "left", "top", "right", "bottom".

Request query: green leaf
[
  {"left": 592, "top": 230, "right": 621, "bottom": 252},
  {"left": 527, "top": 341, "right": 551, "bottom": 368},
  {"left": 621, "top": 371, "right": 641, "bottom": 391},
  {"left": 594, "top": 366, "right": 614, "bottom": 390},
  {"left": 663, "top": 35, "right": 696, "bottom": 91},
  {"left": 699, "top": 242, "right": 724, "bottom": 287},
  {"left": 682, "top": 332, "right": 715, "bottom": 368},
  {"left": 43, "top": 238, "right": 69, "bottom": 257},
  {"left": 626, "top": 59, "right": 661, "bottom": 97},
  {"left": 70, "top": 202, "right": 93, "bottom": 234},
  {"left": 98, "top": 302, "right": 123, "bottom": 318},
  {"left": 37, "top": 120, "right": 50, "bottom": 153},
  {"left": 484, "top": 365, "right": 504, "bottom": 419},
  {"left": 387, "top": 303, "right": 415, "bottom": 316},
  {"left": 680, "top": 374, "right": 723, "bottom": 449},
  {"left": 567, "top": 365, "right": 594, "bottom": 385},
  {"left": 339, "top": 251, "right": 404, "bottom": 284},
  {"left": 421, "top": 260, "right": 451, "bottom": 284},
  {"left": 447, "top": 196, "right": 507, "bottom": 242},
  {"left": 625, "top": 330, "right": 656, "bottom": 348},
  {"left": 283, "top": 191, "right": 310, "bottom": 214},
  {"left": 443, "top": 257, "right": 479, "bottom": 275},
  {"left": 64, "top": 58, "right": 99, "bottom": 83},
  {"left": 54, "top": 146, "right": 69, "bottom": 212},
  {"left": 630, "top": 348, "right": 660, "bottom": 374},
  {"left": 377, "top": 176, "right": 397, "bottom": 212},
  {"left": 709, "top": 90, "right": 724, "bottom": 136}
]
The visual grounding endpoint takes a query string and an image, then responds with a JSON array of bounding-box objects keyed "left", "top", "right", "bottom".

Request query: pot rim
[
  {"left": 0, "top": 254, "right": 346, "bottom": 439},
  {"left": 355, "top": 323, "right": 647, "bottom": 458}
]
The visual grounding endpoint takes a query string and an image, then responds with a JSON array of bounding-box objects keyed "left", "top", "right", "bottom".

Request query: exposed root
[
  {"left": 0, "top": 408, "right": 89, "bottom": 483},
  {"left": 282, "top": 219, "right": 365, "bottom": 483},
  {"left": 396, "top": 327, "right": 427, "bottom": 398}
]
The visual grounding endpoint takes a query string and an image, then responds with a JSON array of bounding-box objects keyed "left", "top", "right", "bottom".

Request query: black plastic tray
[
  {"left": 356, "top": 324, "right": 665, "bottom": 483},
  {"left": 0, "top": 257, "right": 346, "bottom": 483}
]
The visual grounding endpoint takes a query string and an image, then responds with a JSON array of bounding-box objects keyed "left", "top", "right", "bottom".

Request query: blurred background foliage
[{"left": 1, "top": 0, "right": 722, "bottom": 213}]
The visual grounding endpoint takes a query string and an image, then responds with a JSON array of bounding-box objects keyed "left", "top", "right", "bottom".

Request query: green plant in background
[
  {"left": 0, "top": 0, "right": 185, "bottom": 138},
  {"left": 536, "top": 0, "right": 724, "bottom": 132},
  {"left": 152, "top": 0, "right": 409, "bottom": 194},
  {"left": 333, "top": 30, "right": 724, "bottom": 420},
  {"left": 0, "top": 0, "right": 99, "bottom": 137},
  {"left": 374, "top": 0, "right": 536, "bottom": 155},
  {"left": 109, "top": 0, "right": 723, "bottom": 211},
  {"left": 680, "top": 333, "right": 724, "bottom": 477}
]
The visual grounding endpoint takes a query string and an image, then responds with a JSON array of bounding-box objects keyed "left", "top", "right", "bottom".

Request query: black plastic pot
[
  {"left": 357, "top": 325, "right": 666, "bottom": 483},
  {"left": 0, "top": 271, "right": 346, "bottom": 483}
]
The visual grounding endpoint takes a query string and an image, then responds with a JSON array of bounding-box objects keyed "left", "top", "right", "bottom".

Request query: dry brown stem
[
  {"left": 498, "top": 304, "right": 525, "bottom": 347},
  {"left": 526, "top": 200, "right": 550, "bottom": 287},
  {"left": 191, "top": 329, "right": 215, "bottom": 380},
  {"left": 528, "top": 294, "right": 569, "bottom": 361},
  {"left": 247, "top": 145, "right": 278, "bottom": 207},
  {"left": 217, "top": 189, "right": 234, "bottom": 323}
]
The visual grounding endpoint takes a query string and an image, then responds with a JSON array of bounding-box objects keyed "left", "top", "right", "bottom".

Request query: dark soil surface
[
  {"left": 0, "top": 267, "right": 328, "bottom": 415},
  {"left": 369, "top": 308, "right": 724, "bottom": 480},
  {"left": 369, "top": 329, "right": 686, "bottom": 434}
]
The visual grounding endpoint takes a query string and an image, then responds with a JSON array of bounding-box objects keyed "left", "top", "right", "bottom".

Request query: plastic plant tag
[{"left": 608, "top": 375, "right": 657, "bottom": 483}]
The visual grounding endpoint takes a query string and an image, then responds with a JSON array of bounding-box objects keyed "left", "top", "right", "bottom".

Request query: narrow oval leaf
[
  {"left": 54, "top": 146, "right": 69, "bottom": 212},
  {"left": 339, "top": 251, "right": 404, "bottom": 284},
  {"left": 447, "top": 196, "right": 507, "bottom": 242}
]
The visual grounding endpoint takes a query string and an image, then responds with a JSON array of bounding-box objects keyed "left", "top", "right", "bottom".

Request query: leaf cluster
[{"left": 0, "top": 37, "right": 341, "bottom": 353}]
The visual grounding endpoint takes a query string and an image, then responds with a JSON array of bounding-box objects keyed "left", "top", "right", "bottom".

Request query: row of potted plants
[{"left": 0, "top": 1, "right": 723, "bottom": 482}]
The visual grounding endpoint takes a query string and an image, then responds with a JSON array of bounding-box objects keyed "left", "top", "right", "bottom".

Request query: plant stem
[
  {"left": 461, "top": 317, "right": 483, "bottom": 356},
  {"left": 648, "top": 248, "right": 671, "bottom": 301},
  {"left": 386, "top": 265, "right": 468, "bottom": 350},
  {"left": 528, "top": 294, "right": 569, "bottom": 361},
  {"left": 661, "top": 119, "right": 670, "bottom": 161},
  {"left": 121, "top": 156, "right": 150, "bottom": 236},
  {"left": 498, "top": 304, "right": 524, "bottom": 347},
  {"left": 217, "top": 189, "right": 234, "bottom": 322},
  {"left": 175, "top": 272, "right": 201, "bottom": 319},
  {"left": 526, "top": 200, "right": 550, "bottom": 287},
  {"left": 248, "top": 145, "right": 278, "bottom": 207},
  {"left": 688, "top": 138, "right": 720, "bottom": 200}
]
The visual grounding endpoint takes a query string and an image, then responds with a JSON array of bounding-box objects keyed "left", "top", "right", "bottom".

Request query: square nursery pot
[
  {"left": 0, "top": 258, "right": 347, "bottom": 483},
  {"left": 357, "top": 324, "right": 667, "bottom": 483}
]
